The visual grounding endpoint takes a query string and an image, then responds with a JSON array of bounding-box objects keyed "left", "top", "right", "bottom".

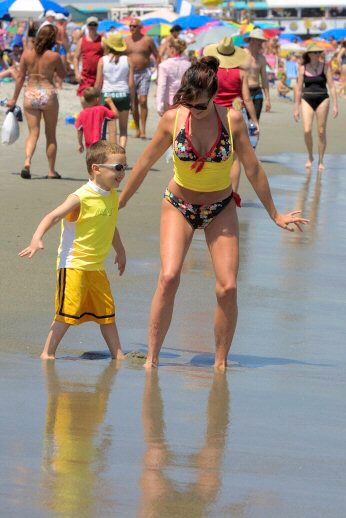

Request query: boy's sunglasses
[
  {"left": 96, "top": 163, "right": 127, "bottom": 172},
  {"left": 183, "top": 97, "right": 212, "bottom": 111}
]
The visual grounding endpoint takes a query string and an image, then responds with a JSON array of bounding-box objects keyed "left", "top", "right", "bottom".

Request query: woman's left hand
[
  {"left": 274, "top": 211, "right": 310, "bottom": 232},
  {"left": 333, "top": 105, "right": 338, "bottom": 118}
]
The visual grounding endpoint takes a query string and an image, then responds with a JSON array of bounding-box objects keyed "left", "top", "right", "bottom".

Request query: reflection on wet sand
[
  {"left": 40, "top": 362, "right": 118, "bottom": 517},
  {"left": 139, "top": 371, "right": 231, "bottom": 518},
  {"left": 292, "top": 169, "right": 322, "bottom": 242}
]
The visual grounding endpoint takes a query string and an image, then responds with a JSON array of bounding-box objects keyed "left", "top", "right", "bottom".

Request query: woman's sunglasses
[
  {"left": 96, "top": 163, "right": 127, "bottom": 172},
  {"left": 183, "top": 97, "right": 211, "bottom": 111}
]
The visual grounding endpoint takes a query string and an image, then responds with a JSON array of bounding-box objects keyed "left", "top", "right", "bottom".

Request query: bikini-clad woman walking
[
  {"left": 7, "top": 25, "right": 66, "bottom": 179},
  {"left": 294, "top": 43, "right": 338, "bottom": 171},
  {"left": 119, "top": 57, "right": 309, "bottom": 369}
]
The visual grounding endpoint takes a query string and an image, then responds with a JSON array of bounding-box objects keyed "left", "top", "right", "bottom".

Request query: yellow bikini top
[{"left": 172, "top": 105, "right": 234, "bottom": 193}]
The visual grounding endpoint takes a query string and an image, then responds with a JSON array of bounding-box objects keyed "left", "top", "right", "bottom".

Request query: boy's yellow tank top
[
  {"left": 172, "top": 107, "right": 234, "bottom": 192},
  {"left": 57, "top": 180, "right": 118, "bottom": 271}
]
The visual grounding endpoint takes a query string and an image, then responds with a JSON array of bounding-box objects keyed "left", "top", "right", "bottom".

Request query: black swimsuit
[{"left": 302, "top": 65, "right": 329, "bottom": 111}]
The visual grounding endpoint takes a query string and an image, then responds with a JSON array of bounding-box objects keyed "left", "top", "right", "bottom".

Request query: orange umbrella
[{"left": 303, "top": 39, "right": 333, "bottom": 50}]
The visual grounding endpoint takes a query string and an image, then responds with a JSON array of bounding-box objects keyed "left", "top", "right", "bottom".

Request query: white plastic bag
[{"left": 1, "top": 111, "right": 19, "bottom": 145}]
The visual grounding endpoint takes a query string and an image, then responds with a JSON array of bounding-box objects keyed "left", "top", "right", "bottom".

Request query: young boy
[
  {"left": 277, "top": 73, "right": 293, "bottom": 101},
  {"left": 19, "top": 141, "right": 127, "bottom": 360},
  {"left": 75, "top": 87, "right": 118, "bottom": 153}
]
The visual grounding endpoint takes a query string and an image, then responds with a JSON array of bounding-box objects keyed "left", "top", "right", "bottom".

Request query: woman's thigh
[
  {"left": 42, "top": 96, "right": 59, "bottom": 137},
  {"left": 159, "top": 199, "right": 195, "bottom": 276},
  {"left": 301, "top": 99, "right": 315, "bottom": 132},
  {"left": 315, "top": 97, "right": 330, "bottom": 131},
  {"left": 204, "top": 201, "right": 239, "bottom": 285},
  {"left": 24, "top": 107, "right": 41, "bottom": 131}
]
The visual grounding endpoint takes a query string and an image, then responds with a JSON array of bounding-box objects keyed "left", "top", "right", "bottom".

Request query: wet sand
[{"left": 1, "top": 83, "right": 346, "bottom": 517}]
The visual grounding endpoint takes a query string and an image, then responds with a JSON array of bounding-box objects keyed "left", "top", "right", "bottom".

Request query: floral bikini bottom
[{"left": 164, "top": 188, "right": 241, "bottom": 230}]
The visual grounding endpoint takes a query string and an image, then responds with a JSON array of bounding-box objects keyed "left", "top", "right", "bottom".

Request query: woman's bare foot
[
  {"left": 40, "top": 353, "right": 55, "bottom": 360},
  {"left": 116, "top": 349, "right": 125, "bottom": 360},
  {"left": 305, "top": 157, "right": 314, "bottom": 169},
  {"left": 144, "top": 360, "right": 158, "bottom": 368},
  {"left": 318, "top": 162, "right": 325, "bottom": 172}
]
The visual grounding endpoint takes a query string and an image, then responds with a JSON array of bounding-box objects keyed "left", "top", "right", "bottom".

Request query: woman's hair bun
[{"left": 199, "top": 56, "right": 220, "bottom": 73}]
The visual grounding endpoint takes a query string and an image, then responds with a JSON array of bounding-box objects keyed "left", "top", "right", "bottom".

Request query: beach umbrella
[
  {"left": 280, "top": 42, "right": 304, "bottom": 52},
  {"left": 188, "top": 26, "right": 240, "bottom": 51},
  {"left": 174, "top": 14, "right": 216, "bottom": 30},
  {"left": 279, "top": 33, "right": 302, "bottom": 42},
  {"left": 98, "top": 20, "right": 127, "bottom": 33},
  {"left": 0, "top": 0, "right": 68, "bottom": 19},
  {"left": 6, "top": 0, "right": 67, "bottom": 19},
  {"left": 141, "top": 18, "right": 170, "bottom": 26},
  {"left": 320, "top": 28, "right": 346, "bottom": 41},
  {"left": 303, "top": 38, "right": 334, "bottom": 50},
  {"left": 143, "top": 23, "right": 172, "bottom": 37}
]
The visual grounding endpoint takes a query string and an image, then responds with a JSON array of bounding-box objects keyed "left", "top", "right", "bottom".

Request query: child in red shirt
[{"left": 76, "top": 87, "right": 118, "bottom": 152}]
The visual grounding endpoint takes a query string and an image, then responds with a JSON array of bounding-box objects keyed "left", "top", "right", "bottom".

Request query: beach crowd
[{"left": 2, "top": 10, "right": 344, "bottom": 365}]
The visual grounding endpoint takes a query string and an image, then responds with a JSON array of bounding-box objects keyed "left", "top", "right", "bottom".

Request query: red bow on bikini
[{"left": 190, "top": 157, "right": 207, "bottom": 173}]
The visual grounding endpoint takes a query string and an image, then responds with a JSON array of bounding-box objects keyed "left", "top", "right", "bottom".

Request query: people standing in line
[
  {"left": 156, "top": 39, "right": 190, "bottom": 116},
  {"left": 7, "top": 25, "right": 66, "bottom": 179},
  {"left": 204, "top": 37, "right": 259, "bottom": 192},
  {"left": 158, "top": 24, "right": 183, "bottom": 61},
  {"left": 245, "top": 29, "right": 271, "bottom": 120},
  {"left": 294, "top": 43, "right": 338, "bottom": 171},
  {"left": 95, "top": 33, "right": 135, "bottom": 148},
  {"left": 18, "top": 141, "right": 127, "bottom": 361},
  {"left": 125, "top": 18, "right": 159, "bottom": 139},
  {"left": 73, "top": 17, "right": 103, "bottom": 104},
  {"left": 119, "top": 57, "right": 309, "bottom": 369}
]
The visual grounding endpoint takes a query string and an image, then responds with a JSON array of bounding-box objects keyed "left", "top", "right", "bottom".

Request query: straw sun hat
[
  {"left": 203, "top": 37, "right": 248, "bottom": 68},
  {"left": 102, "top": 33, "right": 127, "bottom": 53},
  {"left": 305, "top": 43, "right": 323, "bottom": 53},
  {"left": 244, "top": 28, "right": 267, "bottom": 42}
]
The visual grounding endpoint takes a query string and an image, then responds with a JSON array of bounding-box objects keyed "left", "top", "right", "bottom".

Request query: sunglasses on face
[
  {"left": 129, "top": 24, "right": 140, "bottom": 28},
  {"left": 183, "top": 97, "right": 211, "bottom": 111},
  {"left": 96, "top": 163, "right": 127, "bottom": 172},
  {"left": 88, "top": 23, "right": 98, "bottom": 27}
]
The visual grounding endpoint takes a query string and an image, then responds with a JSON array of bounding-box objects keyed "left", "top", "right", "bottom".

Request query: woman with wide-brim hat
[
  {"left": 203, "top": 37, "right": 259, "bottom": 191},
  {"left": 95, "top": 33, "right": 135, "bottom": 148},
  {"left": 294, "top": 42, "right": 338, "bottom": 171}
]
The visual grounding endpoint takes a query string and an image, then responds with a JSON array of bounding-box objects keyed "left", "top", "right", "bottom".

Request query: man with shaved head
[{"left": 125, "top": 19, "right": 159, "bottom": 138}]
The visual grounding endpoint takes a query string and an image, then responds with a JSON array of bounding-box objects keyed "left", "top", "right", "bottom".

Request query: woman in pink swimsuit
[{"left": 7, "top": 25, "right": 66, "bottom": 179}]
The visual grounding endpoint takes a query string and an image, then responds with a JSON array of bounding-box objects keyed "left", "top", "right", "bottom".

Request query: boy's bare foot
[
  {"left": 135, "top": 129, "right": 141, "bottom": 138},
  {"left": 305, "top": 157, "right": 313, "bottom": 169},
  {"left": 318, "top": 162, "right": 325, "bottom": 172},
  {"left": 40, "top": 353, "right": 55, "bottom": 360}
]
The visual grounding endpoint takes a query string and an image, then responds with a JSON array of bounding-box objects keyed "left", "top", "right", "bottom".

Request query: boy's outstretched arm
[
  {"left": 18, "top": 195, "right": 81, "bottom": 258},
  {"left": 112, "top": 228, "right": 126, "bottom": 276}
]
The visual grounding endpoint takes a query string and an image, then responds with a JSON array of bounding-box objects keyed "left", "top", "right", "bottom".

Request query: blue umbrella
[
  {"left": 0, "top": 0, "right": 68, "bottom": 18},
  {"left": 174, "top": 15, "right": 216, "bottom": 30},
  {"left": 141, "top": 18, "right": 171, "bottom": 26},
  {"left": 279, "top": 33, "right": 302, "bottom": 42},
  {"left": 97, "top": 20, "right": 127, "bottom": 33},
  {"left": 320, "top": 28, "right": 346, "bottom": 41}
]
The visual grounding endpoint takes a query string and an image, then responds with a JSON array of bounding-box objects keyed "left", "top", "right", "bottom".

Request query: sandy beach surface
[{"left": 1, "top": 81, "right": 346, "bottom": 517}]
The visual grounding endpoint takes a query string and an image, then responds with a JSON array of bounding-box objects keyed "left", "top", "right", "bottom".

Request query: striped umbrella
[
  {"left": 143, "top": 23, "right": 172, "bottom": 37},
  {"left": 303, "top": 39, "right": 334, "bottom": 50}
]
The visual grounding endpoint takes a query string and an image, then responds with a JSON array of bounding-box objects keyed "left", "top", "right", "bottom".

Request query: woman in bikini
[
  {"left": 119, "top": 57, "right": 309, "bottom": 369},
  {"left": 294, "top": 43, "right": 338, "bottom": 172},
  {"left": 7, "top": 25, "right": 66, "bottom": 179}
]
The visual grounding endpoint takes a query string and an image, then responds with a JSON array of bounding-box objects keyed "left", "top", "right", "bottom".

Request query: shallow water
[{"left": 1, "top": 151, "right": 346, "bottom": 517}]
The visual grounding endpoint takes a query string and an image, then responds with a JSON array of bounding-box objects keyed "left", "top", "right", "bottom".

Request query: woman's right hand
[
  {"left": 7, "top": 99, "right": 16, "bottom": 109},
  {"left": 293, "top": 108, "right": 300, "bottom": 122}
]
